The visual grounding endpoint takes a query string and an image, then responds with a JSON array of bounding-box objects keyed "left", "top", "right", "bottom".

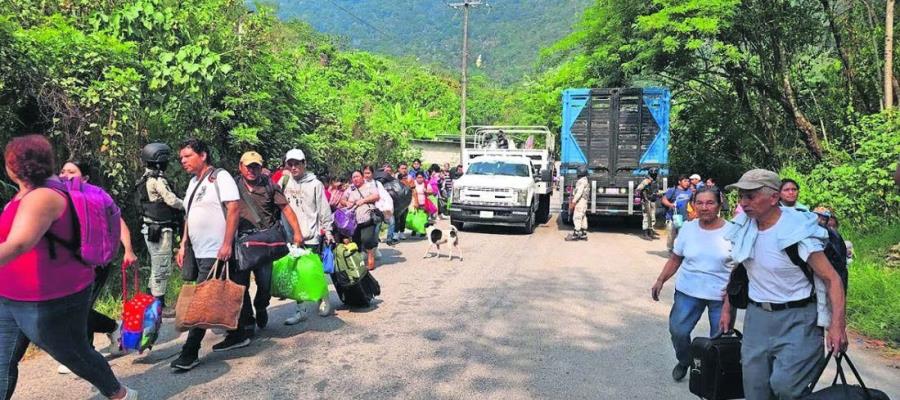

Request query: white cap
[
  {"left": 689, "top": 174, "right": 702, "bottom": 180},
  {"left": 285, "top": 149, "right": 306, "bottom": 162}
]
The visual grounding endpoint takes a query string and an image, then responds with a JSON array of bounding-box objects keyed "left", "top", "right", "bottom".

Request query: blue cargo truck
[{"left": 559, "top": 87, "right": 671, "bottom": 222}]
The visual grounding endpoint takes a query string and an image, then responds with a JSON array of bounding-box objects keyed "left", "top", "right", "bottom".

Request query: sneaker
[
  {"left": 57, "top": 364, "right": 71, "bottom": 374},
  {"left": 122, "top": 386, "right": 139, "bottom": 399},
  {"left": 106, "top": 326, "right": 124, "bottom": 356},
  {"left": 564, "top": 233, "right": 580, "bottom": 241},
  {"left": 212, "top": 335, "right": 251, "bottom": 352},
  {"left": 284, "top": 307, "right": 309, "bottom": 325},
  {"left": 170, "top": 352, "right": 200, "bottom": 371},
  {"left": 256, "top": 308, "right": 268, "bottom": 329},
  {"left": 318, "top": 299, "right": 333, "bottom": 317},
  {"left": 672, "top": 364, "right": 689, "bottom": 381}
]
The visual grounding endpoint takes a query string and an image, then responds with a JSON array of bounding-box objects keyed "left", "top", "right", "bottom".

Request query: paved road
[{"left": 15, "top": 216, "right": 900, "bottom": 399}]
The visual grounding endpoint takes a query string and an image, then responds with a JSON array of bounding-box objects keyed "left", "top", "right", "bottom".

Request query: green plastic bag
[
  {"left": 272, "top": 252, "right": 328, "bottom": 302},
  {"left": 406, "top": 209, "right": 427, "bottom": 234}
]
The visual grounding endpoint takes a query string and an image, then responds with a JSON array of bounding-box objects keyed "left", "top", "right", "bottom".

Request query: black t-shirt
[{"left": 236, "top": 177, "right": 288, "bottom": 232}]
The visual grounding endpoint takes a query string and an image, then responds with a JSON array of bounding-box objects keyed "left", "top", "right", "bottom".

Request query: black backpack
[
  {"left": 727, "top": 226, "right": 849, "bottom": 309},
  {"left": 786, "top": 226, "right": 849, "bottom": 291}
]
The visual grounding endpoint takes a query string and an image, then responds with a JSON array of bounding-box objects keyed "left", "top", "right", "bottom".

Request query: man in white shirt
[
  {"left": 721, "top": 169, "right": 847, "bottom": 399},
  {"left": 171, "top": 138, "right": 253, "bottom": 371}
]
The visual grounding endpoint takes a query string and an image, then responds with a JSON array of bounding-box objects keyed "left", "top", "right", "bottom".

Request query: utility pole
[{"left": 450, "top": 0, "right": 482, "bottom": 156}]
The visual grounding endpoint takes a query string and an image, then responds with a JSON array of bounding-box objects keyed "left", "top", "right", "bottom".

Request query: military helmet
[
  {"left": 576, "top": 165, "right": 589, "bottom": 177},
  {"left": 141, "top": 142, "right": 172, "bottom": 164},
  {"left": 647, "top": 167, "right": 659, "bottom": 178}
]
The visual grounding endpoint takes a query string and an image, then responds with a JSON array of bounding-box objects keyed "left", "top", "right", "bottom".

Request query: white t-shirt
[
  {"left": 745, "top": 217, "right": 817, "bottom": 303},
  {"left": 185, "top": 169, "right": 240, "bottom": 258},
  {"left": 673, "top": 220, "right": 734, "bottom": 301}
]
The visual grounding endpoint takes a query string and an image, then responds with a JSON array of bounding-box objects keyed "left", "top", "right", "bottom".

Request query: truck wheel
[
  {"left": 536, "top": 194, "right": 551, "bottom": 224},
  {"left": 523, "top": 213, "right": 536, "bottom": 234},
  {"left": 451, "top": 220, "right": 464, "bottom": 231}
]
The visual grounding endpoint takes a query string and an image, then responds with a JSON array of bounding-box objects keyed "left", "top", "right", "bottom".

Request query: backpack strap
[
  {"left": 237, "top": 177, "right": 266, "bottom": 229},
  {"left": 785, "top": 243, "right": 814, "bottom": 282},
  {"left": 43, "top": 182, "right": 82, "bottom": 262}
]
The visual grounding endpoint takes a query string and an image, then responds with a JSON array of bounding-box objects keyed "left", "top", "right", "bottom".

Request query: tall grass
[{"left": 843, "top": 223, "right": 900, "bottom": 345}]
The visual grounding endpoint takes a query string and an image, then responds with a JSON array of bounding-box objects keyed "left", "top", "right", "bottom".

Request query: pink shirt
[{"left": 0, "top": 192, "right": 94, "bottom": 301}]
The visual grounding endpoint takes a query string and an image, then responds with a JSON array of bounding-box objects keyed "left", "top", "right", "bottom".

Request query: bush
[{"left": 781, "top": 112, "right": 900, "bottom": 231}]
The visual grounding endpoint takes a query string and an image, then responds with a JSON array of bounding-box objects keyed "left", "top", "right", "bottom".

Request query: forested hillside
[{"left": 270, "top": 0, "right": 592, "bottom": 83}]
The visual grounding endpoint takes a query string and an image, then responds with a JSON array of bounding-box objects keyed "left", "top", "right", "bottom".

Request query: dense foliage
[
  {"left": 271, "top": 0, "right": 592, "bottom": 84},
  {"left": 541, "top": 0, "right": 898, "bottom": 185},
  {"left": 0, "top": 0, "right": 511, "bottom": 200}
]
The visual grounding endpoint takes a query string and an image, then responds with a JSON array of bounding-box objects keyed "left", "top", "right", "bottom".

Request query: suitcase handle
[
  {"left": 711, "top": 329, "right": 742, "bottom": 339},
  {"left": 802, "top": 351, "right": 875, "bottom": 399}
]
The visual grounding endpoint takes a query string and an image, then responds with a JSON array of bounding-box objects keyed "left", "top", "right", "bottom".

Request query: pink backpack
[{"left": 46, "top": 177, "right": 122, "bottom": 266}]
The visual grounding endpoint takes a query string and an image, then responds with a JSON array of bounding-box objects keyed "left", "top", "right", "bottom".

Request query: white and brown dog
[{"left": 423, "top": 222, "right": 462, "bottom": 261}]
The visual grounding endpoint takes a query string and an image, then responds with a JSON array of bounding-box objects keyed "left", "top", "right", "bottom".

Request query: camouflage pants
[
  {"left": 573, "top": 202, "right": 588, "bottom": 231},
  {"left": 142, "top": 226, "right": 174, "bottom": 297},
  {"left": 642, "top": 201, "right": 656, "bottom": 230}
]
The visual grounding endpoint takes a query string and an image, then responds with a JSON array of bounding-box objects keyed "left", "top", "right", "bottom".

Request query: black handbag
[
  {"left": 726, "top": 263, "right": 749, "bottom": 309},
  {"left": 689, "top": 330, "right": 744, "bottom": 400},
  {"left": 234, "top": 180, "right": 289, "bottom": 271},
  {"left": 235, "top": 227, "right": 289, "bottom": 271},
  {"left": 800, "top": 351, "right": 891, "bottom": 399},
  {"left": 181, "top": 242, "right": 199, "bottom": 281}
]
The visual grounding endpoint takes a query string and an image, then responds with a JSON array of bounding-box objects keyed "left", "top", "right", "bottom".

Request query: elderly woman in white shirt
[{"left": 651, "top": 187, "right": 734, "bottom": 382}]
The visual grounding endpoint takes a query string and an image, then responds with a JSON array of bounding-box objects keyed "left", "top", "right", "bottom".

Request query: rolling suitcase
[{"left": 689, "top": 330, "right": 744, "bottom": 400}]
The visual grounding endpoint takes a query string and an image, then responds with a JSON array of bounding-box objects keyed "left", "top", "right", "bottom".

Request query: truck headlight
[{"left": 517, "top": 190, "right": 528, "bottom": 205}]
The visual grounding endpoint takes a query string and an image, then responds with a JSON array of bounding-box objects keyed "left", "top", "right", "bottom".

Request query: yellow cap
[{"left": 240, "top": 151, "right": 263, "bottom": 166}]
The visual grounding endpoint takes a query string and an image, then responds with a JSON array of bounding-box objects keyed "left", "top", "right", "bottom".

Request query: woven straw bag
[{"left": 178, "top": 260, "right": 246, "bottom": 331}]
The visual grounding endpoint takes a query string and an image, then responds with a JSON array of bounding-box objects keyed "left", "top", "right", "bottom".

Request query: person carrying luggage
[
  {"left": 234, "top": 151, "right": 303, "bottom": 330},
  {"left": 720, "top": 169, "right": 847, "bottom": 400},
  {"left": 279, "top": 149, "right": 336, "bottom": 326},
  {"left": 171, "top": 138, "right": 254, "bottom": 371},
  {"left": 650, "top": 187, "right": 734, "bottom": 382},
  {"left": 57, "top": 159, "right": 137, "bottom": 371},
  {"left": 340, "top": 170, "right": 381, "bottom": 271},
  {"left": 0, "top": 135, "right": 137, "bottom": 399},
  {"left": 136, "top": 143, "right": 184, "bottom": 316}
]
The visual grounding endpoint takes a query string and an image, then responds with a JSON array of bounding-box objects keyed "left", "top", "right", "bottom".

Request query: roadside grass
[{"left": 843, "top": 223, "right": 900, "bottom": 346}]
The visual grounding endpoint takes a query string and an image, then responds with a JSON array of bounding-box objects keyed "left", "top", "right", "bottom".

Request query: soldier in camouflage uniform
[
  {"left": 565, "top": 166, "right": 589, "bottom": 241},
  {"left": 636, "top": 167, "right": 661, "bottom": 240}
]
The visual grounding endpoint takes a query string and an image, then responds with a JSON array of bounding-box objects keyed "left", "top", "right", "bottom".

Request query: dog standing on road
[{"left": 424, "top": 223, "right": 462, "bottom": 261}]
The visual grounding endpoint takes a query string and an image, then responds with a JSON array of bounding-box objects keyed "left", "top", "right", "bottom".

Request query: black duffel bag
[
  {"left": 725, "top": 263, "right": 749, "bottom": 309},
  {"left": 235, "top": 226, "right": 289, "bottom": 271},
  {"left": 800, "top": 351, "right": 891, "bottom": 400}
]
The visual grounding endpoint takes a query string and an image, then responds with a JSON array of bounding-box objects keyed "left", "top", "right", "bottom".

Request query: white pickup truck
[{"left": 449, "top": 155, "right": 552, "bottom": 233}]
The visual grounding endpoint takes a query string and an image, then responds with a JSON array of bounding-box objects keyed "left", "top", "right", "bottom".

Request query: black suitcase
[
  {"left": 800, "top": 351, "right": 891, "bottom": 399},
  {"left": 332, "top": 271, "right": 380, "bottom": 307},
  {"left": 689, "top": 330, "right": 744, "bottom": 400}
]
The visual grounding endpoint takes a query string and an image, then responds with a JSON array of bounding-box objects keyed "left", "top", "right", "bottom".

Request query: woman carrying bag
[{"left": 340, "top": 170, "right": 381, "bottom": 271}]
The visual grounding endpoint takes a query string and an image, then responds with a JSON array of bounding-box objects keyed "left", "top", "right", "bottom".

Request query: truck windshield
[{"left": 467, "top": 161, "right": 530, "bottom": 177}]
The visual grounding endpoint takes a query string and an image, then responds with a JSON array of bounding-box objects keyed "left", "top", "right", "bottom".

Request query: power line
[
  {"left": 325, "top": 0, "right": 396, "bottom": 41},
  {"left": 449, "top": 1, "right": 484, "bottom": 154}
]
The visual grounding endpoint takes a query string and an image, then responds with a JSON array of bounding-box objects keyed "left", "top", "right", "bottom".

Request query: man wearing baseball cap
[
  {"left": 279, "top": 148, "right": 335, "bottom": 325},
  {"left": 235, "top": 151, "right": 303, "bottom": 334},
  {"left": 719, "top": 169, "right": 847, "bottom": 399},
  {"left": 689, "top": 174, "right": 703, "bottom": 190}
]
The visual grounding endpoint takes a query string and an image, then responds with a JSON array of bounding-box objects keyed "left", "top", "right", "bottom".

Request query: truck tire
[
  {"left": 523, "top": 212, "right": 536, "bottom": 234},
  {"left": 536, "top": 194, "right": 551, "bottom": 224}
]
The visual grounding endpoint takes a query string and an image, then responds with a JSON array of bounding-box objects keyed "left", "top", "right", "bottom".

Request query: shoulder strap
[
  {"left": 237, "top": 177, "right": 265, "bottom": 228},
  {"left": 185, "top": 167, "right": 216, "bottom": 215},
  {"left": 785, "top": 242, "right": 815, "bottom": 283}
]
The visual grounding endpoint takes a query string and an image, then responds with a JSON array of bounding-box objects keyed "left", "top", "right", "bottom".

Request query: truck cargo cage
[{"left": 559, "top": 88, "right": 671, "bottom": 220}]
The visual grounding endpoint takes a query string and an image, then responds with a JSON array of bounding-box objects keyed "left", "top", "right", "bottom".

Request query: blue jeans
[
  {"left": 669, "top": 290, "right": 723, "bottom": 367},
  {"left": 386, "top": 215, "right": 396, "bottom": 241},
  {"left": 0, "top": 287, "right": 122, "bottom": 398}
]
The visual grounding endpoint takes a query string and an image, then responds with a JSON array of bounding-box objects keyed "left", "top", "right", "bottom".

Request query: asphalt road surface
[{"left": 14, "top": 216, "right": 900, "bottom": 399}]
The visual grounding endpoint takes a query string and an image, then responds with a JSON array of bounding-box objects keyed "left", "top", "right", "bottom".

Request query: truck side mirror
[{"left": 540, "top": 168, "right": 552, "bottom": 182}]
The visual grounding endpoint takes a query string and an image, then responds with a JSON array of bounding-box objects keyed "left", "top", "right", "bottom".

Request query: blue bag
[{"left": 322, "top": 246, "right": 335, "bottom": 274}]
